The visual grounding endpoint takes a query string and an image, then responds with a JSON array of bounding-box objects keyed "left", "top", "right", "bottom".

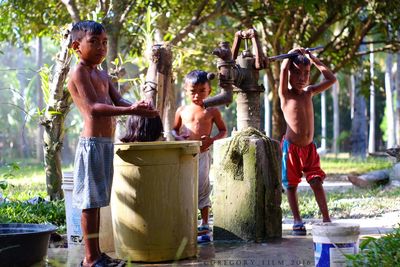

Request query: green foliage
[
  {"left": 134, "top": 7, "right": 160, "bottom": 49},
  {"left": 39, "top": 64, "right": 51, "bottom": 105},
  {"left": 0, "top": 0, "right": 70, "bottom": 51},
  {"left": 0, "top": 180, "right": 8, "bottom": 190},
  {"left": 346, "top": 227, "right": 400, "bottom": 266},
  {"left": 0, "top": 162, "right": 20, "bottom": 179},
  {"left": 0, "top": 162, "right": 20, "bottom": 191}
]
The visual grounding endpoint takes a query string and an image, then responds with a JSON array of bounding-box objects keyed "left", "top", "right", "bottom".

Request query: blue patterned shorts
[{"left": 72, "top": 137, "right": 114, "bottom": 209}]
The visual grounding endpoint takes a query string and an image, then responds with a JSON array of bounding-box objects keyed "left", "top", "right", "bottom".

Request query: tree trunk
[
  {"left": 348, "top": 169, "right": 390, "bottom": 188},
  {"left": 270, "top": 74, "right": 285, "bottom": 140},
  {"left": 272, "top": 60, "right": 286, "bottom": 140},
  {"left": 36, "top": 37, "right": 44, "bottom": 162},
  {"left": 42, "top": 26, "right": 73, "bottom": 200},
  {"left": 331, "top": 81, "right": 339, "bottom": 155},
  {"left": 16, "top": 49, "right": 29, "bottom": 158},
  {"left": 385, "top": 52, "right": 396, "bottom": 148},
  {"left": 350, "top": 74, "right": 367, "bottom": 159},
  {"left": 396, "top": 41, "right": 400, "bottom": 146},
  {"left": 368, "top": 44, "right": 376, "bottom": 153},
  {"left": 320, "top": 90, "right": 327, "bottom": 153},
  {"left": 263, "top": 74, "right": 271, "bottom": 137},
  {"left": 105, "top": 25, "right": 120, "bottom": 66}
]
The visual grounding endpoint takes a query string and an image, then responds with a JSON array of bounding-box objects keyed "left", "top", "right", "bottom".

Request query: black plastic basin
[{"left": 0, "top": 223, "right": 57, "bottom": 267}]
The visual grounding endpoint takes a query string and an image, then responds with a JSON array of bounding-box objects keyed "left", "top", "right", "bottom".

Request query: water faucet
[{"left": 203, "top": 42, "right": 235, "bottom": 108}]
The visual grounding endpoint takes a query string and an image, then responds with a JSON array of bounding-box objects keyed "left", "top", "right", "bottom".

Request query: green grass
[
  {"left": 2, "top": 183, "right": 47, "bottom": 201},
  {"left": 321, "top": 155, "right": 393, "bottom": 175},
  {"left": 282, "top": 186, "right": 400, "bottom": 219},
  {"left": 281, "top": 155, "right": 399, "bottom": 219},
  {"left": 0, "top": 162, "right": 73, "bottom": 181},
  {"left": 0, "top": 162, "right": 72, "bottom": 233},
  {"left": 0, "top": 201, "right": 66, "bottom": 232}
]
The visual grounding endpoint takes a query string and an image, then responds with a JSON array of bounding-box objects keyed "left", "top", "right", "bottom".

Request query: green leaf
[
  {"left": 48, "top": 111, "right": 63, "bottom": 115},
  {"left": 359, "top": 236, "right": 375, "bottom": 250},
  {"left": 0, "top": 181, "right": 8, "bottom": 190}
]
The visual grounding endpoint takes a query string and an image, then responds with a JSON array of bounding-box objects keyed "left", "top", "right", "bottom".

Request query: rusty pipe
[
  {"left": 203, "top": 42, "right": 235, "bottom": 108},
  {"left": 203, "top": 85, "right": 233, "bottom": 108},
  {"left": 203, "top": 61, "right": 234, "bottom": 108}
]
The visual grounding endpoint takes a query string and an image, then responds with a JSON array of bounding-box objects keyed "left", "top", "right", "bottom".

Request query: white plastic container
[
  {"left": 312, "top": 222, "right": 360, "bottom": 267},
  {"left": 63, "top": 172, "right": 115, "bottom": 252},
  {"left": 62, "top": 172, "right": 84, "bottom": 248}
]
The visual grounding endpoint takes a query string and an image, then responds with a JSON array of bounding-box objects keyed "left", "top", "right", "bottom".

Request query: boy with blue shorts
[
  {"left": 279, "top": 47, "right": 336, "bottom": 235},
  {"left": 68, "top": 20, "right": 158, "bottom": 266}
]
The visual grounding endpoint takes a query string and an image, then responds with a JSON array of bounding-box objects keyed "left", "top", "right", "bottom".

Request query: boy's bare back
[{"left": 279, "top": 48, "right": 336, "bottom": 146}]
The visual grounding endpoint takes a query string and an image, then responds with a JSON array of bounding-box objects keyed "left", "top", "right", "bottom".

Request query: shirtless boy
[
  {"left": 68, "top": 20, "right": 158, "bottom": 266},
  {"left": 279, "top": 47, "right": 336, "bottom": 235},
  {"left": 172, "top": 70, "right": 227, "bottom": 238}
]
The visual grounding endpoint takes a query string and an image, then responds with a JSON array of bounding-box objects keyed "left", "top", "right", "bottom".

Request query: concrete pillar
[{"left": 212, "top": 136, "right": 282, "bottom": 241}]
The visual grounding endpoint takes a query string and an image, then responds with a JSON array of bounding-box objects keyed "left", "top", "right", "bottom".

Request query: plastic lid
[{"left": 312, "top": 222, "right": 360, "bottom": 236}]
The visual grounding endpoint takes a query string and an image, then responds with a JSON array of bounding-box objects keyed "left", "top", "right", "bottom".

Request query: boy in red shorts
[{"left": 279, "top": 47, "right": 336, "bottom": 235}]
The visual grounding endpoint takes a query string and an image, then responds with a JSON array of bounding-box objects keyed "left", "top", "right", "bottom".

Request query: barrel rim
[{"left": 114, "top": 141, "right": 201, "bottom": 151}]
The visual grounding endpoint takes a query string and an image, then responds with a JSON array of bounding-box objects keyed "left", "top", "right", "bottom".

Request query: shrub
[{"left": 346, "top": 227, "right": 400, "bottom": 266}]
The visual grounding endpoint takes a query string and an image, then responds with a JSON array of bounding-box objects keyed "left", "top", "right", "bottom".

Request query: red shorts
[{"left": 281, "top": 137, "right": 325, "bottom": 188}]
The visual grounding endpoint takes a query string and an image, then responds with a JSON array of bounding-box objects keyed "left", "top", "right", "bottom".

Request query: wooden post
[{"left": 143, "top": 44, "right": 175, "bottom": 140}]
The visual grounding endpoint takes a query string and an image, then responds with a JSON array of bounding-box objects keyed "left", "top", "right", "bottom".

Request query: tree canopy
[
  {"left": 1, "top": 0, "right": 399, "bottom": 143},
  {"left": 1, "top": 0, "right": 400, "bottom": 198}
]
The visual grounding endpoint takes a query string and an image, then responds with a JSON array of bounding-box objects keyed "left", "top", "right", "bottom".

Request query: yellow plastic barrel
[{"left": 111, "top": 141, "right": 200, "bottom": 262}]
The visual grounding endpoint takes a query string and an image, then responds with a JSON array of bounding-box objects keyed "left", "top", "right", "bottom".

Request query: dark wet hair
[
  {"left": 184, "top": 70, "right": 214, "bottom": 86},
  {"left": 120, "top": 115, "right": 163, "bottom": 142},
  {"left": 71, "top": 20, "right": 105, "bottom": 41},
  {"left": 292, "top": 54, "right": 310, "bottom": 66}
]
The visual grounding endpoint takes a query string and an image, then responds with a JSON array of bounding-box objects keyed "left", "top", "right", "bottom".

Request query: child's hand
[
  {"left": 175, "top": 135, "right": 188, "bottom": 141},
  {"left": 200, "top": 135, "right": 213, "bottom": 151},
  {"left": 288, "top": 47, "right": 306, "bottom": 55},
  {"left": 130, "top": 101, "right": 159, "bottom": 117},
  {"left": 305, "top": 49, "right": 317, "bottom": 62},
  {"left": 282, "top": 48, "right": 304, "bottom": 70},
  {"left": 172, "top": 128, "right": 190, "bottom": 141},
  {"left": 291, "top": 47, "right": 317, "bottom": 62}
]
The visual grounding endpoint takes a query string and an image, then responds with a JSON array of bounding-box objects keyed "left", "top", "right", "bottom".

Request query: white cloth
[{"left": 198, "top": 150, "right": 212, "bottom": 209}]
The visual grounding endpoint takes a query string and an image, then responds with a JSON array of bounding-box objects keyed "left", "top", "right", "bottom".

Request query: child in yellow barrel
[
  {"left": 172, "top": 70, "right": 227, "bottom": 240},
  {"left": 279, "top": 47, "right": 336, "bottom": 235},
  {"left": 67, "top": 20, "right": 158, "bottom": 267}
]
